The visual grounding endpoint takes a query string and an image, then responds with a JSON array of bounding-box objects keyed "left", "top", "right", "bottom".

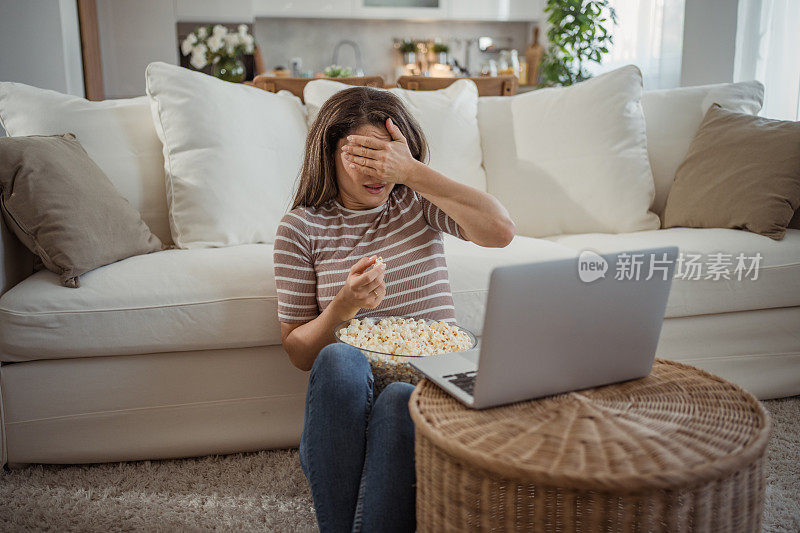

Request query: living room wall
[
  {"left": 1, "top": 0, "right": 746, "bottom": 102},
  {"left": 680, "top": 0, "right": 739, "bottom": 86},
  {"left": 0, "top": 0, "right": 84, "bottom": 135}
]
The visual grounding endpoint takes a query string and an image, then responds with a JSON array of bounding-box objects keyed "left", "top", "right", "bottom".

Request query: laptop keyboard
[{"left": 442, "top": 370, "right": 478, "bottom": 396}]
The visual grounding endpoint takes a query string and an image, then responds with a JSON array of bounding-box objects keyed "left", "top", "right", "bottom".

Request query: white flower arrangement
[{"left": 181, "top": 24, "right": 255, "bottom": 70}]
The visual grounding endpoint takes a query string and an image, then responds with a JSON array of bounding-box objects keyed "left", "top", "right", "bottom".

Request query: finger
[
  {"left": 362, "top": 272, "right": 385, "bottom": 294},
  {"left": 354, "top": 262, "right": 385, "bottom": 287},
  {"left": 345, "top": 153, "right": 382, "bottom": 170},
  {"left": 357, "top": 281, "right": 380, "bottom": 300},
  {"left": 342, "top": 151, "right": 376, "bottom": 168},
  {"left": 353, "top": 265, "right": 384, "bottom": 291},
  {"left": 386, "top": 117, "right": 407, "bottom": 143},
  {"left": 370, "top": 285, "right": 387, "bottom": 303},
  {"left": 364, "top": 282, "right": 386, "bottom": 307},
  {"left": 346, "top": 135, "right": 389, "bottom": 150},
  {"left": 348, "top": 161, "right": 381, "bottom": 177},
  {"left": 342, "top": 143, "right": 381, "bottom": 160},
  {"left": 350, "top": 255, "right": 376, "bottom": 275}
]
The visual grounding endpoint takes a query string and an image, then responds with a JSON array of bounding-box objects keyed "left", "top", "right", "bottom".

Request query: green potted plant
[
  {"left": 181, "top": 24, "right": 255, "bottom": 83},
  {"left": 539, "top": 0, "right": 617, "bottom": 87},
  {"left": 432, "top": 42, "right": 450, "bottom": 65},
  {"left": 323, "top": 65, "right": 353, "bottom": 78},
  {"left": 398, "top": 40, "right": 418, "bottom": 65}
]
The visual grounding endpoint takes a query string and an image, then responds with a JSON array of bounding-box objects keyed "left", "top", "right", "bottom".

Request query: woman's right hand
[{"left": 335, "top": 255, "right": 386, "bottom": 315}]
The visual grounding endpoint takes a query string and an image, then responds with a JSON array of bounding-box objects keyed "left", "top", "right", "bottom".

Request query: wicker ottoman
[{"left": 409, "top": 359, "right": 772, "bottom": 532}]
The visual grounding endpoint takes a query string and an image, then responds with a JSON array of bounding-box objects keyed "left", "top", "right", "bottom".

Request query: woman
[{"left": 273, "top": 86, "right": 514, "bottom": 532}]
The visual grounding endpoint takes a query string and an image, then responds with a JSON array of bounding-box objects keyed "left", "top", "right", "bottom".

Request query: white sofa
[{"left": 1, "top": 79, "right": 799, "bottom": 468}]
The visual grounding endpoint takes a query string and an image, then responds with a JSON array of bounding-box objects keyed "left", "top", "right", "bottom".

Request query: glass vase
[{"left": 213, "top": 57, "right": 245, "bottom": 83}]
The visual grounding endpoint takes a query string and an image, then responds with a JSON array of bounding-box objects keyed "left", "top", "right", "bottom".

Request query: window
[
  {"left": 734, "top": 0, "right": 800, "bottom": 120},
  {"left": 585, "top": 0, "right": 686, "bottom": 90}
]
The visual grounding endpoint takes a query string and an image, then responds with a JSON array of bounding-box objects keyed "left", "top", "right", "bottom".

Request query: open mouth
[{"left": 364, "top": 184, "right": 386, "bottom": 195}]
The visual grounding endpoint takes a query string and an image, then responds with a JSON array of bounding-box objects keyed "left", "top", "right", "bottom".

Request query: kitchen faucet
[{"left": 332, "top": 40, "right": 365, "bottom": 77}]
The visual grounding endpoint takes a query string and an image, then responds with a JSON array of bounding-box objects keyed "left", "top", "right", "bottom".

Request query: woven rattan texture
[{"left": 410, "top": 359, "right": 771, "bottom": 532}]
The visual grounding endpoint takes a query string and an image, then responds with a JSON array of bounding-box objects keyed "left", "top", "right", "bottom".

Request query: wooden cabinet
[
  {"left": 176, "top": 0, "right": 255, "bottom": 21},
  {"left": 354, "top": 0, "right": 448, "bottom": 20},
  {"left": 252, "top": 0, "right": 543, "bottom": 20},
  {"left": 507, "top": 0, "right": 544, "bottom": 20},
  {"left": 253, "top": 0, "right": 353, "bottom": 18},
  {"left": 449, "top": 0, "right": 543, "bottom": 21}
]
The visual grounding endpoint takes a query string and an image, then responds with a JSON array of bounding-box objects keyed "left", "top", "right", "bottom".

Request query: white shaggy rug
[{"left": 1, "top": 397, "right": 798, "bottom": 532}]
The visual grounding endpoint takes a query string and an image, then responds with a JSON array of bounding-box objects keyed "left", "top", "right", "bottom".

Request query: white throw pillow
[
  {"left": 641, "top": 81, "right": 764, "bottom": 217},
  {"left": 304, "top": 79, "right": 487, "bottom": 192},
  {"left": 0, "top": 83, "right": 172, "bottom": 244},
  {"left": 145, "top": 62, "right": 308, "bottom": 248},
  {"left": 478, "top": 65, "right": 659, "bottom": 238}
]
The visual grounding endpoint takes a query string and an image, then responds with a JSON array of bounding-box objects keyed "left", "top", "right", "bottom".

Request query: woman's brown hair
[{"left": 291, "top": 86, "right": 428, "bottom": 209}]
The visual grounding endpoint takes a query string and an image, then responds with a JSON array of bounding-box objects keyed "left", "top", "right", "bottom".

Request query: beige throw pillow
[
  {"left": 0, "top": 134, "right": 163, "bottom": 287},
  {"left": 663, "top": 104, "right": 800, "bottom": 240}
]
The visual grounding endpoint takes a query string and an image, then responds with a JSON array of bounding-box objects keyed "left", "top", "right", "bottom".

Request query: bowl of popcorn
[{"left": 334, "top": 316, "right": 477, "bottom": 394}]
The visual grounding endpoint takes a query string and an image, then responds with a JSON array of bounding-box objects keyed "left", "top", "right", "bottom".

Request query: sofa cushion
[
  {"left": 0, "top": 234, "right": 578, "bottom": 362},
  {"left": 145, "top": 62, "right": 308, "bottom": 248},
  {"left": 304, "top": 79, "right": 487, "bottom": 192},
  {"left": 478, "top": 66, "right": 660, "bottom": 239},
  {"left": 0, "top": 83, "right": 172, "bottom": 245},
  {"left": 663, "top": 104, "right": 800, "bottom": 240},
  {"left": 15, "top": 226, "right": 792, "bottom": 360},
  {"left": 445, "top": 234, "right": 578, "bottom": 335},
  {"left": 0, "top": 244, "right": 281, "bottom": 362},
  {"left": 545, "top": 228, "right": 800, "bottom": 318},
  {"left": 641, "top": 81, "right": 764, "bottom": 218},
  {"left": 0, "top": 134, "right": 163, "bottom": 288}
]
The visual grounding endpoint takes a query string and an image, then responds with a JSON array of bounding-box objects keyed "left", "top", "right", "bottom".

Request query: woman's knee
[
  {"left": 371, "top": 382, "right": 416, "bottom": 447},
  {"left": 310, "top": 343, "right": 371, "bottom": 386},
  {"left": 381, "top": 381, "right": 414, "bottom": 402},
  {"left": 374, "top": 382, "right": 415, "bottom": 420}
]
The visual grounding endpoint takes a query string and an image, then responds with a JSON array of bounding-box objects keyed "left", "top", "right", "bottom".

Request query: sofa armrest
[{"left": 0, "top": 217, "right": 34, "bottom": 296}]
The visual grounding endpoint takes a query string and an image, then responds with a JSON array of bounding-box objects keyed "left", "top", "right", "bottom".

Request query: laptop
[{"left": 411, "top": 246, "right": 678, "bottom": 409}]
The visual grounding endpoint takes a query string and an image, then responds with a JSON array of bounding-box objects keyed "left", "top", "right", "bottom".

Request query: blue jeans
[{"left": 299, "top": 343, "right": 416, "bottom": 533}]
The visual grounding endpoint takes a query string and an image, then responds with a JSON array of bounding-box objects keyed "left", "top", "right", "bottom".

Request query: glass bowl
[{"left": 334, "top": 316, "right": 477, "bottom": 395}]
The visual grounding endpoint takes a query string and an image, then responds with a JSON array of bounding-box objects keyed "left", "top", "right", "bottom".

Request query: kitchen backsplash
[{"left": 254, "top": 17, "right": 533, "bottom": 82}]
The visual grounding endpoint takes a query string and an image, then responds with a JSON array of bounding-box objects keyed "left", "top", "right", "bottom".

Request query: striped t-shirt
[{"left": 273, "top": 185, "right": 467, "bottom": 324}]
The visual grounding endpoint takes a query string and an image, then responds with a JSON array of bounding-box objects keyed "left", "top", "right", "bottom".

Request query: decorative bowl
[{"left": 334, "top": 316, "right": 477, "bottom": 395}]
